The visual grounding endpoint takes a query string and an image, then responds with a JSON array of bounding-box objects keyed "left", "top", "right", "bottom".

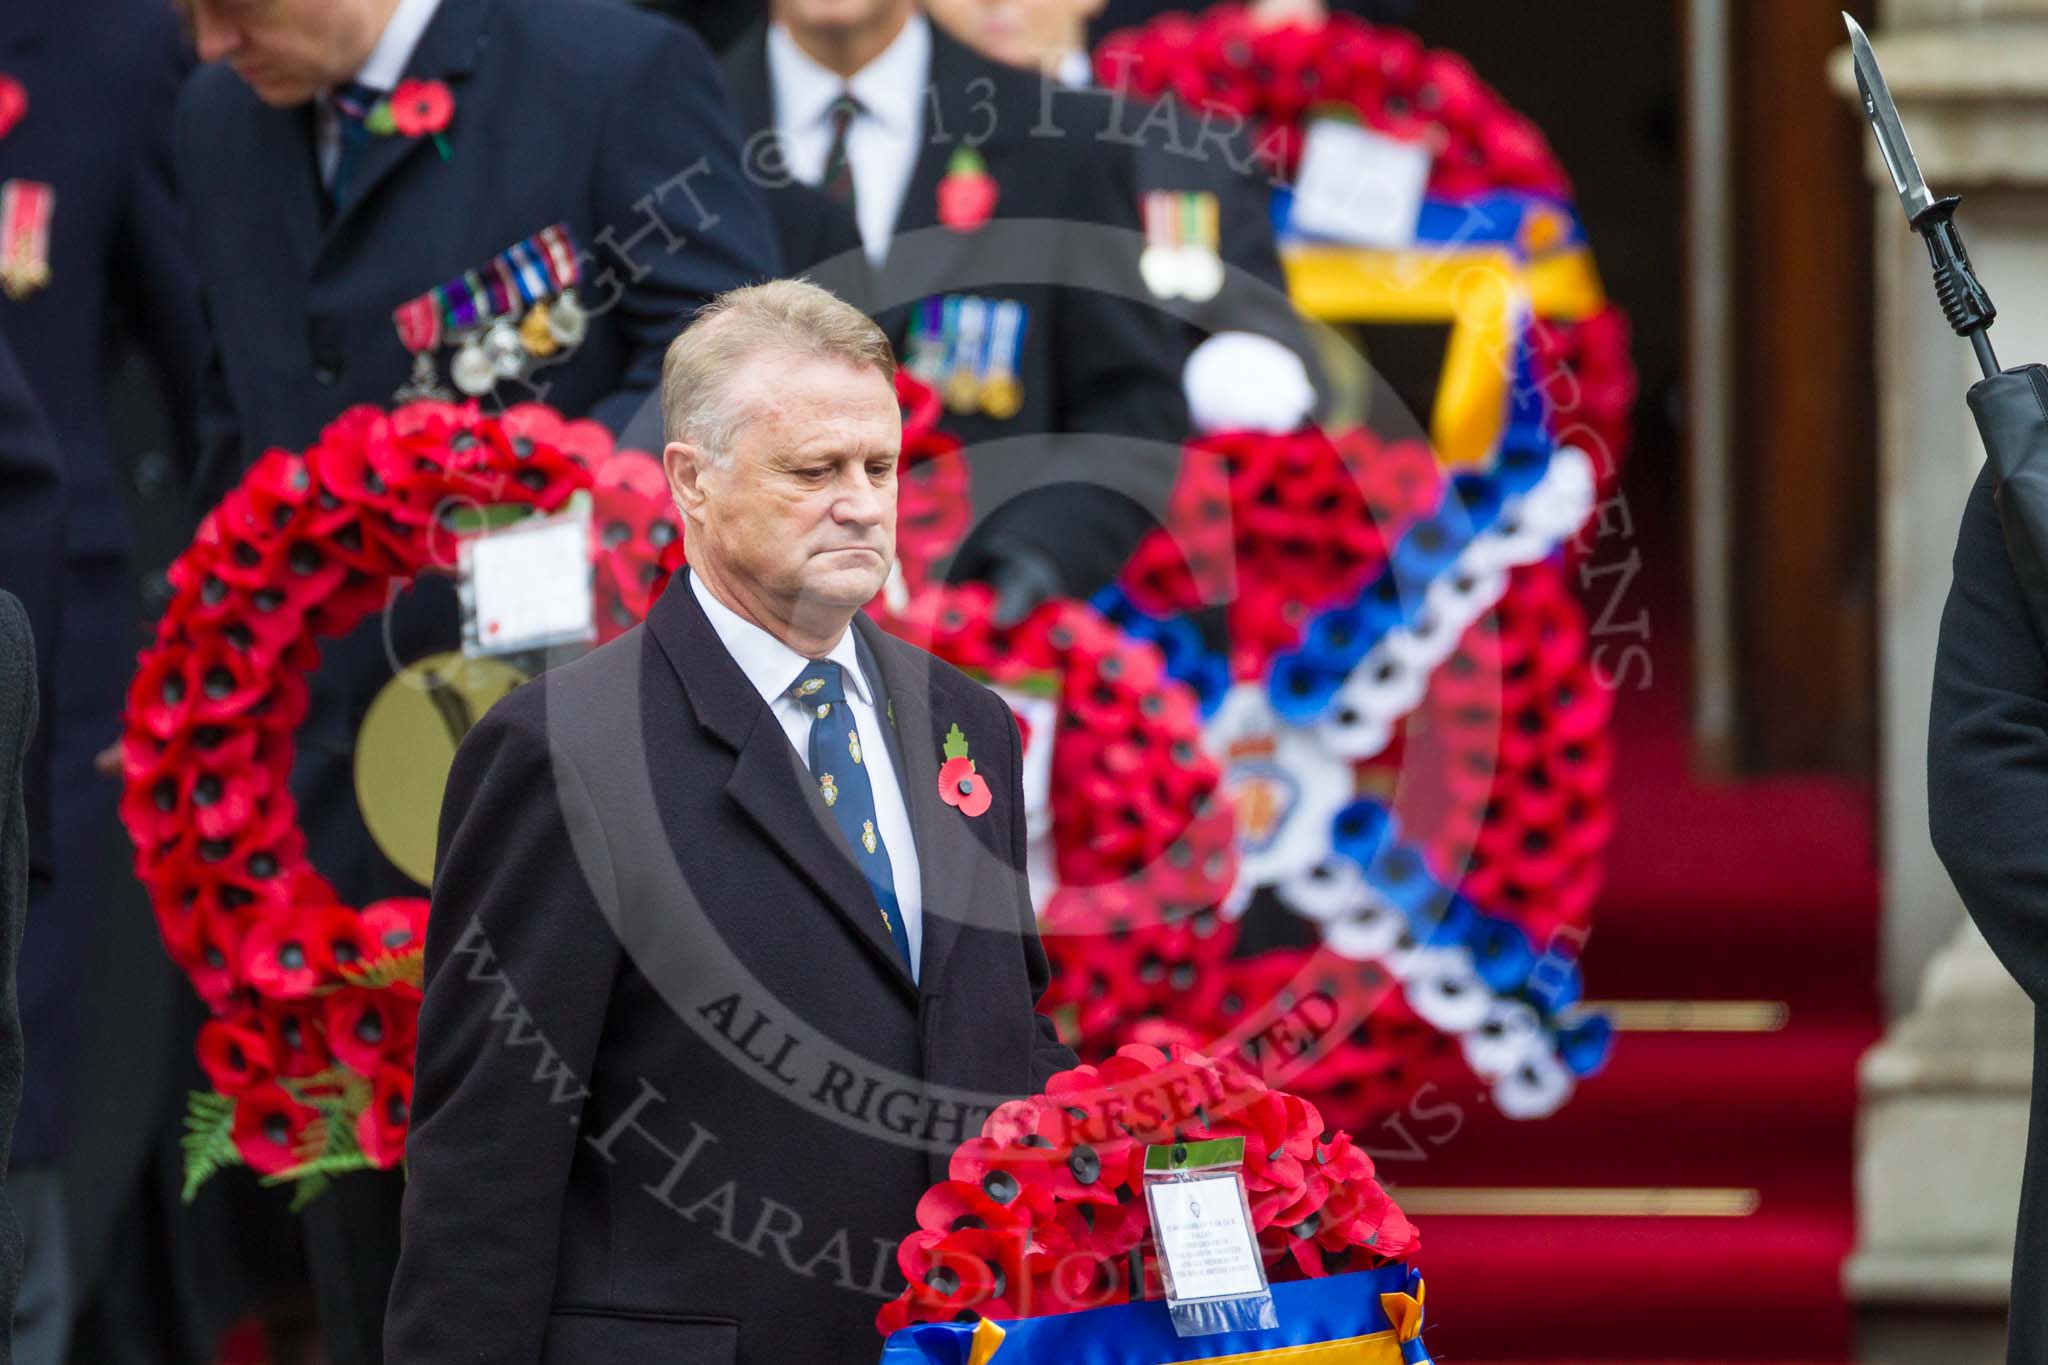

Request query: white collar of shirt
[
  {"left": 1054, "top": 48, "right": 1092, "bottom": 89},
  {"left": 766, "top": 12, "right": 929, "bottom": 149},
  {"left": 765, "top": 13, "right": 930, "bottom": 264},
  {"left": 689, "top": 571, "right": 874, "bottom": 712},
  {"left": 355, "top": 0, "right": 444, "bottom": 91}
]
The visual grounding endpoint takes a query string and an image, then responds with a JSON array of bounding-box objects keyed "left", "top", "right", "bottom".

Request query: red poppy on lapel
[
  {"left": 937, "top": 755, "right": 992, "bottom": 817},
  {"left": 0, "top": 76, "right": 23, "bottom": 142},
  {"left": 388, "top": 78, "right": 454, "bottom": 138},
  {"left": 935, "top": 146, "right": 998, "bottom": 231},
  {"left": 937, "top": 723, "right": 993, "bottom": 817}
]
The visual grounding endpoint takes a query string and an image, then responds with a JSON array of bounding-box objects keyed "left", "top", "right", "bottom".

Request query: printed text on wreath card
[{"left": 1150, "top": 1173, "right": 1266, "bottom": 1301}]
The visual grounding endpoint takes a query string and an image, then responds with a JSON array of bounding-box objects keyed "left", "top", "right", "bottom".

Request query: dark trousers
[{"left": 303, "top": 1171, "right": 406, "bottom": 1365}]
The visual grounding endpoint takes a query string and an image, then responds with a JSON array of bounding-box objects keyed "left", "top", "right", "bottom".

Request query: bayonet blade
[{"left": 1845, "top": 13, "right": 1936, "bottom": 222}]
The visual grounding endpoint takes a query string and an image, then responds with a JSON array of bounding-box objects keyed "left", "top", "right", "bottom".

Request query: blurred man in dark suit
[
  {"left": 0, "top": 5, "right": 209, "bottom": 1359},
  {"left": 390, "top": 279, "right": 1072, "bottom": 1364},
  {"left": 925, "top": 0, "right": 1322, "bottom": 435},
  {"left": 175, "top": 0, "right": 780, "bottom": 1357},
  {"left": 722, "top": 0, "right": 1189, "bottom": 620}
]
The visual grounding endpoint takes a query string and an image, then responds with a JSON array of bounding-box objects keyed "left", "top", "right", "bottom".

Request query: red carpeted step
[
  {"left": 1406, "top": 569, "right": 1878, "bottom": 1361},
  {"left": 1388, "top": 1024, "right": 1874, "bottom": 1193},
  {"left": 1412, "top": 1206, "right": 1856, "bottom": 1359}
]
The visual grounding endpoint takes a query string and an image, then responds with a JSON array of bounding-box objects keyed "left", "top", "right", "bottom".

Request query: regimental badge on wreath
[
  {"left": 389, "top": 222, "right": 587, "bottom": 402},
  {"left": 0, "top": 179, "right": 53, "bottom": 301},
  {"left": 1138, "top": 190, "right": 1223, "bottom": 304},
  {"left": 904, "top": 293, "right": 1027, "bottom": 420}
]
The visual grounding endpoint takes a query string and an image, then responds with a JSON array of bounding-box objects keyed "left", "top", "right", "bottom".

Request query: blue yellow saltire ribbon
[
  {"left": 878, "top": 1264, "right": 1433, "bottom": 1365},
  {"left": 1272, "top": 188, "right": 1605, "bottom": 467}
]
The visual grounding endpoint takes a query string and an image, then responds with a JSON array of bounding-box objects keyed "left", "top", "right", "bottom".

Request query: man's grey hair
[{"left": 659, "top": 278, "right": 897, "bottom": 464}]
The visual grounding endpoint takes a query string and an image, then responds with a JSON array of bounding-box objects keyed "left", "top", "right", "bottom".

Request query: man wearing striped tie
[{"left": 390, "top": 279, "right": 1075, "bottom": 1363}]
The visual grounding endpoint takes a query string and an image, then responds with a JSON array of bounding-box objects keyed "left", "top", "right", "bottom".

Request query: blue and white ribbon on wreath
[{"left": 1091, "top": 330, "right": 1610, "bottom": 1116}]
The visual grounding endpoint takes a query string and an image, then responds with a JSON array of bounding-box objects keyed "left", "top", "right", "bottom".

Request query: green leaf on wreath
[
  {"left": 943, "top": 723, "right": 970, "bottom": 762},
  {"left": 262, "top": 1098, "right": 374, "bottom": 1208},
  {"left": 288, "top": 1173, "right": 331, "bottom": 1214},
  {"left": 180, "top": 1089, "right": 242, "bottom": 1203},
  {"left": 365, "top": 101, "right": 397, "bottom": 136}
]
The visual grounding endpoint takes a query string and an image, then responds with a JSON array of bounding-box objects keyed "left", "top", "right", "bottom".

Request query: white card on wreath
[
  {"left": 1288, "top": 119, "right": 1431, "bottom": 249},
  {"left": 459, "top": 492, "right": 595, "bottom": 657},
  {"left": 1148, "top": 1171, "right": 1268, "bottom": 1301}
]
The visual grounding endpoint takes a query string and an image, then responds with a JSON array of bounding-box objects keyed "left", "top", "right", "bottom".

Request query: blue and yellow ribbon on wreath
[{"left": 879, "top": 1265, "right": 1433, "bottom": 1365}]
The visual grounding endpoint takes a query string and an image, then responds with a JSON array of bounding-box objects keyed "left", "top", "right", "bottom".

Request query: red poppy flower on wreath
[
  {"left": 198, "top": 1012, "right": 277, "bottom": 1094},
  {"left": 878, "top": 1043, "right": 1418, "bottom": 1337},
  {"left": 230, "top": 1082, "right": 319, "bottom": 1177},
  {"left": 388, "top": 78, "right": 454, "bottom": 138},
  {"left": 358, "top": 1062, "right": 414, "bottom": 1168}
]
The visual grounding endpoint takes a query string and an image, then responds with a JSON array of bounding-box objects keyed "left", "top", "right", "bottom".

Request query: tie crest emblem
[
  {"left": 848, "top": 731, "right": 863, "bottom": 765},
  {"left": 861, "top": 820, "right": 878, "bottom": 855},
  {"left": 794, "top": 676, "right": 826, "bottom": 698},
  {"left": 819, "top": 772, "right": 838, "bottom": 807}
]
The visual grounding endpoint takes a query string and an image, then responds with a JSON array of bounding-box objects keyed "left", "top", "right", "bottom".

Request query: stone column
[{"left": 1832, "top": 4, "right": 2045, "bottom": 1354}]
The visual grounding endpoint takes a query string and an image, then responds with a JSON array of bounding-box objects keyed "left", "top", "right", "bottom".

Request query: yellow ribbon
[
  {"left": 965, "top": 1318, "right": 1007, "bottom": 1365},
  {"left": 1379, "top": 1274, "right": 1426, "bottom": 1342}
]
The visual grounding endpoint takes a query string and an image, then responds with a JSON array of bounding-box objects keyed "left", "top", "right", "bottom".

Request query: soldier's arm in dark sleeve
[
  {"left": 584, "top": 21, "right": 783, "bottom": 436},
  {"left": 0, "top": 333, "right": 63, "bottom": 880},
  {"left": 386, "top": 689, "right": 622, "bottom": 1363},
  {"left": 1929, "top": 462, "right": 2048, "bottom": 1006}
]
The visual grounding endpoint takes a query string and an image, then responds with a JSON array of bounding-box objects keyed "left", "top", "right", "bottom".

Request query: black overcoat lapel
[{"left": 645, "top": 576, "right": 920, "bottom": 1003}]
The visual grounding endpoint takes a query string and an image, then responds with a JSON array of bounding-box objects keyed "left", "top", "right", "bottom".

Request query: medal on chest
[
  {"left": 390, "top": 222, "right": 586, "bottom": 403},
  {"left": 0, "top": 178, "right": 54, "bottom": 301}
]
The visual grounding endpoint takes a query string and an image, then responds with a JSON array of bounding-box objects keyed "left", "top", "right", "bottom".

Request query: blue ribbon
[{"left": 880, "top": 1264, "right": 1426, "bottom": 1365}]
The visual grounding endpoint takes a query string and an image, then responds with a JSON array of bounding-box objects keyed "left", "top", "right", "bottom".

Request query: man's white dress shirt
[
  {"left": 765, "top": 13, "right": 931, "bottom": 267},
  {"left": 690, "top": 572, "right": 924, "bottom": 976}
]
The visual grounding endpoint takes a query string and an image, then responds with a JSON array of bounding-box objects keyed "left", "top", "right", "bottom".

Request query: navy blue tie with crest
[{"left": 788, "top": 660, "right": 916, "bottom": 980}]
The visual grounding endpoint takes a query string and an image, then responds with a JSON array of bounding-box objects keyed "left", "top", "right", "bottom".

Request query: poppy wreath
[
  {"left": 125, "top": 375, "right": 970, "bottom": 1205},
  {"left": 1075, "top": 423, "right": 1610, "bottom": 1130},
  {"left": 1053, "top": 6, "right": 1629, "bottom": 1129},
  {"left": 1094, "top": 4, "right": 1636, "bottom": 510},
  {"left": 875, "top": 1042, "right": 1419, "bottom": 1336}
]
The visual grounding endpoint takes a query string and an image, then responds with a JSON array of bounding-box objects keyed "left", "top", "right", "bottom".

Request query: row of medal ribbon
[
  {"left": 0, "top": 178, "right": 52, "bottom": 302},
  {"left": 904, "top": 293, "right": 1028, "bottom": 421},
  {"left": 389, "top": 222, "right": 587, "bottom": 401},
  {"left": 1138, "top": 189, "right": 1224, "bottom": 304}
]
